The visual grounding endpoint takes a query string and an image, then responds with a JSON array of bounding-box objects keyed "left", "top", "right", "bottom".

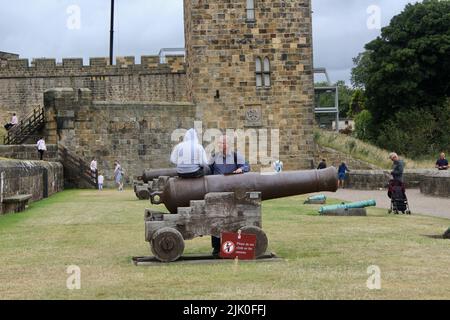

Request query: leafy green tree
[
  {"left": 350, "top": 52, "right": 371, "bottom": 89},
  {"left": 348, "top": 89, "right": 366, "bottom": 118},
  {"left": 351, "top": 0, "right": 450, "bottom": 156},
  {"left": 354, "top": 110, "right": 373, "bottom": 141},
  {"left": 352, "top": 0, "right": 450, "bottom": 124}
]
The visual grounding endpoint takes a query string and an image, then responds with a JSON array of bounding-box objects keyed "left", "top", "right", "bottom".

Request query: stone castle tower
[{"left": 184, "top": 0, "right": 315, "bottom": 169}]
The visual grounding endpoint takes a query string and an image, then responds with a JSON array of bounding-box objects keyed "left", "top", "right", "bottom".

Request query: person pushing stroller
[{"left": 387, "top": 153, "right": 411, "bottom": 215}]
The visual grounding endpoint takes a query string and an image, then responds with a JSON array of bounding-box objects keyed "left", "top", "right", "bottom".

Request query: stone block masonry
[
  {"left": 0, "top": 144, "right": 58, "bottom": 162},
  {"left": 0, "top": 55, "right": 187, "bottom": 126},
  {"left": 44, "top": 88, "right": 196, "bottom": 187},
  {"left": 0, "top": 159, "right": 63, "bottom": 214}
]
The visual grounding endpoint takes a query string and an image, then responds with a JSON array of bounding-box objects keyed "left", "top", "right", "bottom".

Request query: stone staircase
[{"left": 58, "top": 145, "right": 98, "bottom": 189}]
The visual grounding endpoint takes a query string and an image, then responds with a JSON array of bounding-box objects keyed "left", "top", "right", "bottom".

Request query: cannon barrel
[
  {"left": 152, "top": 167, "right": 338, "bottom": 214},
  {"left": 141, "top": 168, "right": 178, "bottom": 183},
  {"left": 319, "top": 200, "right": 376, "bottom": 214}
]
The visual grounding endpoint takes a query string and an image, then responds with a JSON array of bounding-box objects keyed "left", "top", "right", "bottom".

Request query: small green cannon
[
  {"left": 304, "top": 194, "right": 327, "bottom": 204},
  {"left": 319, "top": 200, "right": 376, "bottom": 216}
]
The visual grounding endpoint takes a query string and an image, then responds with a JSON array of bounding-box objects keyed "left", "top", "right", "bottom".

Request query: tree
[
  {"left": 352, "top": 0, "right": 450, "bottom": 124},
  {"left": 350, "top": 0, "right": 450, "bottom": 156},
  {"left": 354, "top": 110, "right": 373, "bottom": 141},
  {"left": 348, "top": 89, "right": 366, "bottom": 118},
  {"left": 350, "top": 52, "right": 371, "bottom": 89}
]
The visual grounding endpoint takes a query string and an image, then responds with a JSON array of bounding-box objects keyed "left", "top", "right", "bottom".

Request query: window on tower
[
  {"left": 263, "top": 57, "right": 271, "bottom": 87},
  {"left": 255, "top": 57, "right": 263, "bottom": 88},
  {"left": 246, "top": 0, "right": 255, "bottom": 22},
  {"left": 256, "top": 57, "right": 271, "bottom": 89}
]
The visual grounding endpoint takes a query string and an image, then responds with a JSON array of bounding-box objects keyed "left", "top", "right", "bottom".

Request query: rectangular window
[
  {"left": 246, "top": 0, "right": 255, "bottom": 21},
  {"left": 263, "top": 57, "right": 271, "bottom": 87},
  {"left": 256, "top": 57, "right": 262, "bottom": 88}
]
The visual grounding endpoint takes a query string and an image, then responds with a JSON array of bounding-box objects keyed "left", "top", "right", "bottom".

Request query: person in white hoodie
[{"left": 170, "top": 128, "right": 210, "bottom": 178}]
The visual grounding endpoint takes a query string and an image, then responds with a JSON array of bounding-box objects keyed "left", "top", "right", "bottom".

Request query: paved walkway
[{"left": 322, "top": 189, "right": 450, "bottom": 220}]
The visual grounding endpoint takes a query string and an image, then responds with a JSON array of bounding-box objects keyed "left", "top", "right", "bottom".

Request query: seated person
[
  {"left": 4, "top": 113, "right": 18, "bottom": 130},
  {"left": 170, "top": 128, "right": 210, "bottom": 178},
  {"left": 436, "top": 153, "right": 449, "bottom": 170}
]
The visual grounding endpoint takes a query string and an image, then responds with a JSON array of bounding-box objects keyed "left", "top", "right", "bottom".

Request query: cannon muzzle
[
  {"left": 152, "top": 167, "right": 338, "bottom": 213},
  {"left": 141, "top": 168, "right": 178, "bottom": 183}
]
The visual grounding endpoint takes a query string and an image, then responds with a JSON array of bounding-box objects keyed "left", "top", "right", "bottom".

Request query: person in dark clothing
[
  {"left": 435, "top": 153, "right": 449, "bottom": 170},
  {"left": 389, "top": 152, "right": 404, "bottom": 182},
  {"left": 209, "top": 135, "right": 250, "bottom": 257},
  {"left": 317, "top": 159, "right": 327, "bottom": 170},
  {"left": 338, "top": 162, "right": 350, "bottom": 188}
]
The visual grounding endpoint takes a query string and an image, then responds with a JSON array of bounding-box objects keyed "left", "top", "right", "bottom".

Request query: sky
[{"left": 0, "top": 0, "right": 421, "bottom": 84}]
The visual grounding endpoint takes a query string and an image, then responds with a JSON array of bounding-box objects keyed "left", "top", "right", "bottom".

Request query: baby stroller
[{"left": 387, "top": 179, "right": 411, "bottom": 215}]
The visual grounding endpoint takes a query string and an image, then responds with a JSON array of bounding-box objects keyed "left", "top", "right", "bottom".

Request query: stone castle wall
[
  {"left": 44, "top": 88, "right": 195, "bottom": 186},
  {"left": 184, "top": 0, "right": 316, "bottom": 170},
  {"left": 0, "top": 144, "right": 59, "bottom": 162},
  {"left": 0, "top": 55, "right": 187, "bottom": 126},
  {"left": 0, "top": 159, "right": 63, "bottom": 210}
]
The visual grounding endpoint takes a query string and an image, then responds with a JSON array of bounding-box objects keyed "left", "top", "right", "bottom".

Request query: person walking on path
[{"left": 36, "top": 137, "right": 47, "bottom": 160}]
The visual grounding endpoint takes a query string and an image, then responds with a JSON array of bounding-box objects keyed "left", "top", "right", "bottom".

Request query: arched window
[
  {"left": 263, "top": 57, "right": 271, "bottom": 87},
  {"left": 246, "top": 0, "right": 255, "bottom": 21},
  {"left": 255, "top": 57, "right": 263, "bottom": 88}
]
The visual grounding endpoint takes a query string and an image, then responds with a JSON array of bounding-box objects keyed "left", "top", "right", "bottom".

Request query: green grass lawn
[{"left": 0, "top": 189, "right": 449, "bottom": 300}]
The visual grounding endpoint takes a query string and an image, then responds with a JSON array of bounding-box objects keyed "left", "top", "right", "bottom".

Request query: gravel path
[{"left": 322, "top": 189, "right": 450, "bottom": 219}]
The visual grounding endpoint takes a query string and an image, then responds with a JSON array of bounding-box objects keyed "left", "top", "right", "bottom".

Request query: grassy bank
[
  {"left": 314, "top": 129, "right": 435, "bottom": 169},
  {"left": 0, "top": 127, "right": 6, "bottom": 145},
  {"left": 0, "top": 189, "right": 449, "bottom": 300}
]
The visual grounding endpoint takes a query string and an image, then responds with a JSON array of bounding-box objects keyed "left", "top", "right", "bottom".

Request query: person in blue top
[
  {"left": 338, "top": 162, "right": 350, "bottom": 189},
  {"left": 208, "top": 135, "right": 250, "bottom": 257}
]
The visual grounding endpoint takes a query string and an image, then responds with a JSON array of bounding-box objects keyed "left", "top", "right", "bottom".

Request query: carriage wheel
[
  {"left": 406, "top": 210, "right": 411, "bottom": 215},
  {"left": 151, "top": 227, "right": 185, "bottom": 262},
  {"left": 240, "top": 226, "right": 268, "bottom": 258}
]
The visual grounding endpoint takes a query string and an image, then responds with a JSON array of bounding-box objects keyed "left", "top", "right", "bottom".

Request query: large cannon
[
  {"left": 144, "top": 167, "right": 338, "bottom": 262},
  {"left": 134, "top": 168, "right": 178, "bottom": 200}
]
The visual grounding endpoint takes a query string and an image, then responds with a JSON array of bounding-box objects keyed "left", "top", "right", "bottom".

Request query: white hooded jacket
[{"left": 170, "top": 129, "right": 208, "bottom": 174}]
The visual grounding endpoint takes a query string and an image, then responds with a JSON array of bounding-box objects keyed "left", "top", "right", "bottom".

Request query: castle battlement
[{"left": 0, "top": 55, "right": 185, "bottom": 77}]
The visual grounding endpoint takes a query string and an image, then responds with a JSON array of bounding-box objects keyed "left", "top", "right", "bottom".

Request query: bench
[{"left": 1, "top": 194, "right": 33, "bottom": 214}]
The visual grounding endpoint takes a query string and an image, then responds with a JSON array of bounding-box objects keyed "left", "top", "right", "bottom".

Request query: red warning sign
[{"left": 220, "top": 231, "right": 257, "bottom": 260}]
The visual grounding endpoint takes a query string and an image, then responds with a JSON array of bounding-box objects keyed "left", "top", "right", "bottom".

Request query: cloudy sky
[{"left": 0, "top": 0, "right": 420, "bottom": 84}]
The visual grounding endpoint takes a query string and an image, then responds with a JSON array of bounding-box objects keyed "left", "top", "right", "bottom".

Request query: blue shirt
[
  {"left": 436, "top": 159, "right": 448, "bottom": 169},
  {"left": 338, "top": 164, "right": 349, "bottom": 174},
  {"left": 209, "top": 152, "right": 249, "bottom": 175}
]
